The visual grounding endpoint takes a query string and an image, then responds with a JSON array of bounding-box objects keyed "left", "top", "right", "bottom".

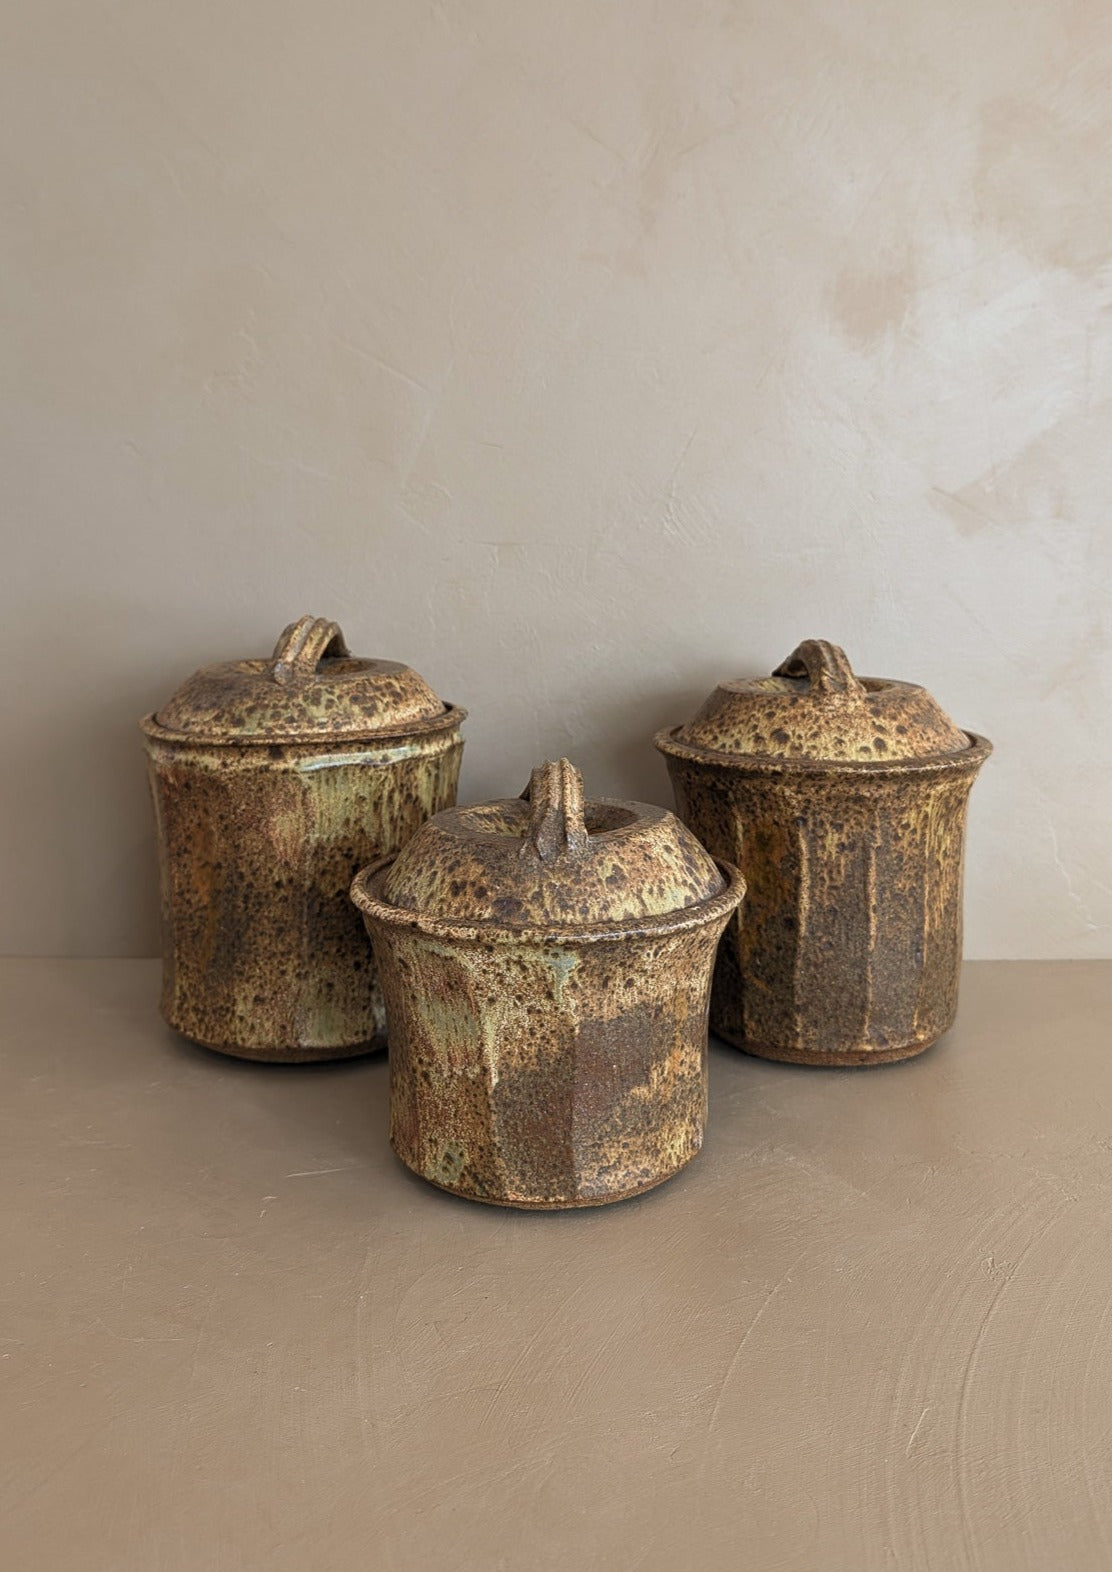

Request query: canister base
[
  {"left": 396, "top": 1152, "right": 697, "bottom": 1209},
  {"left": 164, "top": 1016, "right": 384, "bottom": 1064},
  {"left": 713, "top": 1028, "right": 941, "bottom": 1068}
]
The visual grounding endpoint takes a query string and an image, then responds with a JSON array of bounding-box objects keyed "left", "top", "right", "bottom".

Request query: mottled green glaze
[
  {"left": 142, "top": 617, "right": 464, "bottom": 1062},
  {"left": 365, "top": 914, "right": 735, "bottom": 1207},
  {"left": 661, "top": 748, "right": 988, "bottom": 1064},
  {"left": 351, "top": 760, "right": 745, "bottom": 1207},
  {"left": 145, "top": 728, "right": 463, "bottom": 1060},
  {"left": 381, "top": 794, "right": 723, "bottom": 925},
  {"left": 680, "top": 639, "right": 970, "bottom": 764}
]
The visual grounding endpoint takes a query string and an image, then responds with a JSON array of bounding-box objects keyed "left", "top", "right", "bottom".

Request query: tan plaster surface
[{"left": 3, "top": 958, "right": 1111, "bottom": 1569}]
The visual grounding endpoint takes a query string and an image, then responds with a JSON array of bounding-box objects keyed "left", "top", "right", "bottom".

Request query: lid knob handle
[
  {"left": 773, "top": 639, "right": 865, "bottom": 698},
  {"left": 271, "top": 616, "right": 351, "bottom": 684},
  {"left": 521, "top": 759, "right": 590, "bottom": 862}
]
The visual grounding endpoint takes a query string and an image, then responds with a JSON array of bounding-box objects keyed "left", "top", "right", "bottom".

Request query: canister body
[
  {"left": 144, "top": 727, "right": 462, "bottom": 1061},
  {"left": 664, "top": 745, "right": 989, "bottom": 1065},
  {"left": 357, "top": 878, "right": 741, "bottom": 1206}
]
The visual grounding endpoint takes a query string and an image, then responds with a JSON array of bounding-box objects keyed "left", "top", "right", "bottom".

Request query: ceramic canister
[
  {"left": 142, "top": 615, "right": 465, "bottom": 1061},
  {"left": 351, "top": 759, "right": 745, "bottom": 1207},
  {"left": 655, "top": 639, "right": 991, "bottom": 1066}
]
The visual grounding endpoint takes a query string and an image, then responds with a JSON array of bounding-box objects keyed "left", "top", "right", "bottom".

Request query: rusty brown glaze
[
  {"left": 656, "top": 640, "right": 991, "bottom": 1067},
  {"left": 142, "top": 617, "right": 464, "bottom": 1062},
  {"left": 351, "top": 760, "right": 745, "bottom": 1208}
]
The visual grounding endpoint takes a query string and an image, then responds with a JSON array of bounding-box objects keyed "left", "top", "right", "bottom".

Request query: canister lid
[
  {"left": 661, "top": 639, "right": 972, "bottom": 765},
  {"left": 375, "top": 758, "right": 726, "bottom": 927},
  {"left": 149, "top": 615, "right": 458, "bottom": 743}
]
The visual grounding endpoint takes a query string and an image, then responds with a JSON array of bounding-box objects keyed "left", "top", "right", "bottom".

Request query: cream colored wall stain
[
  {"left": 829, "top": 253, "right": 918, "bottom": 347},
  {"left": 2, "top": 0, "right": 1111, "bottom": 957},
  {"left": 977, "top": 94, "right": 1112, "bottom": 277}
]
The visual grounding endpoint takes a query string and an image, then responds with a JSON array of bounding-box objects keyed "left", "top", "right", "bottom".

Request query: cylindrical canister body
[
  {"left": 363, "top": 900, "right": 737, "bottom": 1207},
  {"left": 656, "top": 639, "right": 991, "bottom": 1066},
  {"left": 142, "top": 615, "right": 464, "bottom": 1061},
  {"left": 351, "top": 758, "right": 744, "bottom": 1207},
  {"left": 145, "top": 726, "right": 463, "bottom": 1060},
  {"left": 663, "top": 748, "right": 988, "bottom": 1065}
]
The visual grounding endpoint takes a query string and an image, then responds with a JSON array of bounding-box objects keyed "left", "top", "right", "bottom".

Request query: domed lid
[
  {"left": 148, "top": 615, "right": 459, "bottom": 743},
  {"left": 375, "top": 758, "right": 726, "bottom": 928},
  {"left": 662, "top": 639, "right": 972, "bottom": 765}
]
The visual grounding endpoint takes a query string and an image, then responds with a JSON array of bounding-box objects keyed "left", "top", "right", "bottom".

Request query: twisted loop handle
[
  {"left": 271, "top": 616, "right": 350, "bottom": 684},
  {"left": 773, "top": 639, "right": 864, "bottom": 697},
  {"left": 520, "top": 758, "right": 590, "bottom": 862}
]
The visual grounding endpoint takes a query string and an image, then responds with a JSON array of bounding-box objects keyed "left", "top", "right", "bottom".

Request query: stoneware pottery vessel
[
  {"left": 350, "top": 758, "right": 745, "bottom": 1208},
  {"left": 142, "top": 615, "right": 464, "bottom": 1061},
  {"left": 655, "top": 639, "right": 991, "bottom": 1066}
]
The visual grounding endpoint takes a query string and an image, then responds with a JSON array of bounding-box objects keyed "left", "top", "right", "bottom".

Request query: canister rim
[
  {"left": 654, "top": 726, "right": 992, "bottom": 777},
  {"left": 351, "top": 855, "right": 745, "bottom": 946},
  {"left": 140, "top": 702, "right": 467, "bottom": 748}
]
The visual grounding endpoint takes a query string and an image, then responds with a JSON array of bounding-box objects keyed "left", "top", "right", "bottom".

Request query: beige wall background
[{"left": 3, "top": 0, "right": 1110, "bottom": 959}]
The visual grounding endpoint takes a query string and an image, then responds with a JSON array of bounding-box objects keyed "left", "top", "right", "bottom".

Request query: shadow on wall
[
  {"left": 590, "top": 684, "right": 706, "bottom": 808},
  {"left": 52, "top": 669, "right": 167, "bottom": 957},
  {"left": 457, "top": 673, "right": 728, "bottom": 819}
]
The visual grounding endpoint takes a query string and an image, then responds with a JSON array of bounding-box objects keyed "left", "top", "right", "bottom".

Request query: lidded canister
[
  {"left": 350, "top": 759, "right": 745, "bottom": 1208},
  {"left": 655, "top": 640, "right": 991, "bottom": 1066},
  {"left": 141, "top": 616, "right": 465, "bottom": 1061}
]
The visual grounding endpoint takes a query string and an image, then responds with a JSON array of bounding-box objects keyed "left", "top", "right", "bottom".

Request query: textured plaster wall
[{"left": 2, "top": 0, "right": 1110, "bottom": 958}]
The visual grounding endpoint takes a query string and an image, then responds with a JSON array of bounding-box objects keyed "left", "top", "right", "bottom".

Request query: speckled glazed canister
[
  {"left": 656, "top": 640, "right": 991, "bottom": 1067},
  {"left": 142, "top": 616, "right": 464, "bottom": 1061},
  {"left": 351, "top": 759, "right": 745, "bottom": 1208}
]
